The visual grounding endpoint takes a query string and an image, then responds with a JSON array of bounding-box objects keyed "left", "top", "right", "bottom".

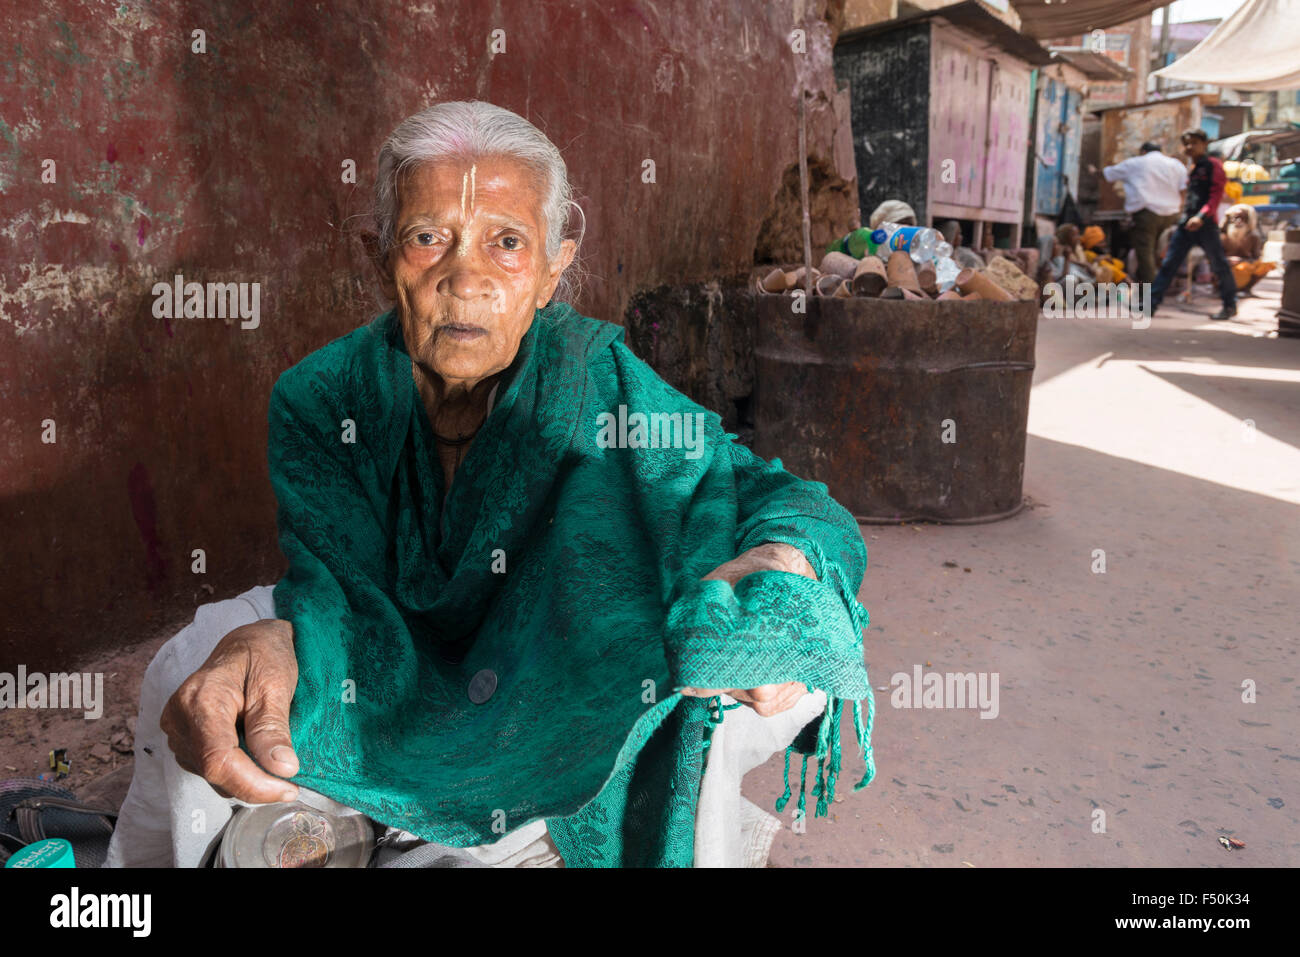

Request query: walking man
[
  {"left": 1151, "top": 129, "right": 1236, "bottom": 320},
  {"left": 1103, "top": 141, "right": 1187, "bottom": 284}
]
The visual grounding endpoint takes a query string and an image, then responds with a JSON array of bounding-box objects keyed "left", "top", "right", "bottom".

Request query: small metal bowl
[{"left": 216, "top": 788, "right": 375, "bottom": 869}]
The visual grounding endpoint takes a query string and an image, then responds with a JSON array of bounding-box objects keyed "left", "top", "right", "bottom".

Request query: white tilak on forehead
[{"left": 457, "top": 163, "right": 477, "bottom": 258}]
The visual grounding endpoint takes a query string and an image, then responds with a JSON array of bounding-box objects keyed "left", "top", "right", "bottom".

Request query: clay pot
[
  {"left": 760, "top": 267, "right": 789, "bottom": 293},
  {"left": 936, "top": 290, "right": 963, "bottom": 301},
  {"left": 815, "top": 273, "right": 843, "bottom": 296},
  {"left": 851, "top": 256, "right": 888, "bottom": 297},
  {"left": 916, "top": 262, "right": 938, "bottom": 296},
  {"left": 787, "top": 266, "right": 820, "bottom": 292},
  {"left": 832, "top": 279, "right": 852, "bottom": 298},
  {"left": 819, "top": 251, "right": 860, "bottom": 280},
  {"left": 885, "top": 250, "right": 922, "bottom": 294},
  {"left": 956, "top": 267, "right": 1014, "bottom": 302}
]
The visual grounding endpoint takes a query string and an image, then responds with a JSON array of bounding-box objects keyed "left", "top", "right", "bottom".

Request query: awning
[
  {"left": 1049, "top": 49, "right": 1134, "bottom": 82},
  {"left": 1011, "top": 0, "right": 1170, "bottom": 39},
  {"left": 1152, "top": 0, "right": 1300, "bottom": 91},
  {"left": 1212, "top": 127, "right": 1300, "bottom": 162}
]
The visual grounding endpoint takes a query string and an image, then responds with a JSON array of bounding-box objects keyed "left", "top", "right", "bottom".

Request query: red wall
[{"left": 0, "top": 0, "right": 852, "bottom": 667}]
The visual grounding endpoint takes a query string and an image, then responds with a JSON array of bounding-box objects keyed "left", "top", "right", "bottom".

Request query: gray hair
[{"left": 373, "top": 101, "right": 585, "bottom": 301}]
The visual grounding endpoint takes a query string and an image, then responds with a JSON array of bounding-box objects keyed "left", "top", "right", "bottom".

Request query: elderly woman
[
  {"left": 106, "top": 101, "right": 875, "bottom": 869},
  {"left": 1220, "top": 203, "right": 1276, "bottom": 296},
  {"left": 868, "top": 199, "right": 916, "bottom": 229}
]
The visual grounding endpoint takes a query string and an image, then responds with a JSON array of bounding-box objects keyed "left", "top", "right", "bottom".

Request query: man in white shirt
[{"left": 1103, "top": 142, "right": 1188, "bottom": 283}]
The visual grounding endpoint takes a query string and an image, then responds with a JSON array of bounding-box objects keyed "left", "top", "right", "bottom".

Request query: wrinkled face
[{"left": 384, "top": 155, "right": 574, "bottom": 390}]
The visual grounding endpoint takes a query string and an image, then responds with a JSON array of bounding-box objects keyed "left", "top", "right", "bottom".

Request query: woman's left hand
[{"left": 680, "top": 543, "right": 817, "bottom": 717}]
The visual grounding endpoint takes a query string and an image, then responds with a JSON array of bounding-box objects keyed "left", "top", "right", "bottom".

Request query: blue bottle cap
[{"left": 5, "top": 837, "right": 76, "bottom": 868}]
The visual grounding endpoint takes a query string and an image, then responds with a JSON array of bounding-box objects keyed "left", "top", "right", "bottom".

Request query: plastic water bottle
[
  {"left": 934, "top": 255, "right": 961, "bottom": 293},
  {"left": 872, "top": 223, "right": 947, "bottom": 263}
]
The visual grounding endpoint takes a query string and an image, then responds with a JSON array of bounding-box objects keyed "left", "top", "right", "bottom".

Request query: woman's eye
[
  {"left": 500, "top": 235, "right": 522, "bottom": 251},
  {"left": 414, "top": 232, "right": 437, "bottom": 246}
]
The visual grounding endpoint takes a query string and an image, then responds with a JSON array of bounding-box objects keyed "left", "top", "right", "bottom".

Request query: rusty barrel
[{"left": 753, "top": 293, "right": 1039, "bottom": 523}]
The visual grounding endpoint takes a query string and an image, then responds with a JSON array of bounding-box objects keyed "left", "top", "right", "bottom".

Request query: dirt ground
[{"left": 0, "top": 638, "right": 157, "bottom": 810}]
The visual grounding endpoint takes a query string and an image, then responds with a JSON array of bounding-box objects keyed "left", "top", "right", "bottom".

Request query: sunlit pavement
[{"left": 760, "top": 276, "right": 1300, "bottom": 867}]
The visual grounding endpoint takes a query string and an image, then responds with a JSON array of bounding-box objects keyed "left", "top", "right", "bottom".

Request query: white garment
[
  {"left": 106, "top": 585, "right": 825, "bottom": 868},
  {"left": 1103, "top": 152, "right": 1188, "bottom": 216}
]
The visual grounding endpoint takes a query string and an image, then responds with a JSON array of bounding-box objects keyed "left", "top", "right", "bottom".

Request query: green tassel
[
  {"left": 852, "top": 687, "right": 878, "bottom": 791},
  {"left": 811, "top": 694, "right": 834, "bottom": 814},
  {"left": 823, "top": 697, "right": 844, "bottom": 813},
  {"left": 796, "top": 752, "right": 810, "bottom": 819},
  {"left": 775, "top": 743, "right": 794, "bottom": 813},
  {"left": 700, "top": 695, "right": 744, "bottom": 754}
]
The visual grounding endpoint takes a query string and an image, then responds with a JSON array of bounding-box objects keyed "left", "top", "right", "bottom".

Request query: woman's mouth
[{"left": 440, "top": 323, "right": 488, "bottom": 341}]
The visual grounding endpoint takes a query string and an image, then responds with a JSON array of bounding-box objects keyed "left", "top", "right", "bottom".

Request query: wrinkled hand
[
  {"left": 680, "top": 543, "right": 817, "bottom": 717},
  {"left": 160, "top": 618, "right": 300, "bottom": 804},
  {"left": 1186, "top": 216, "right": 1204, "bottom": 231}
]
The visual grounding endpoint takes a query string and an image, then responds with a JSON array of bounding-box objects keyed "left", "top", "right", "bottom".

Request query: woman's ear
[
  {"left": 536, "top": 239, "right": 578, "bottom": 308},
  {"left": 360, "top": 231, "right": 399, "bottom": 301}
]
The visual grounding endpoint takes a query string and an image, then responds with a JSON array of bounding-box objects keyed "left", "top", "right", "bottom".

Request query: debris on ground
[
  {"left": 48, "top": 748, "right": 71, "bottom": 778},
  {"left": 1217, "top": 836, "right": 1246, "bottom": 850}
]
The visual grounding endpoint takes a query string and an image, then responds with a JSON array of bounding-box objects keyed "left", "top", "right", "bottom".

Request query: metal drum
[{"left": 754, "top": 293, "right": 1039, "bottom": 523}]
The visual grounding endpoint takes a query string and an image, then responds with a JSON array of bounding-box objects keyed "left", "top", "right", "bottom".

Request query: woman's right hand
[{"left": 159, "top": 618, "right": 301, "bottom": 804}]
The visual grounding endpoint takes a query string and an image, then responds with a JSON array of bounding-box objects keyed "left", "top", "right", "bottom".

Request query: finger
[
  {"left": 749, "top": 683, "right": 807, "bottom": 717},
  {"left": 744, "top": 682, "right": 801, "bottom": 704},
  {"left": 243, "top": 666, "right": 300, "bottom": 779},
  {"left": 187, "top": 679, "right": 297, "bottom": 804},
  {"left": 746, "top": 683, "right": 784, "bottom": 701},
  {"left": 199, "top": 744, "right": 299, "bottom": 805}
]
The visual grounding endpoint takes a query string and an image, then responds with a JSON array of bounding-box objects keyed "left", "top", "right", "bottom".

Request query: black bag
[{"left": 0, "top": 779, "right": 117, "bottom": 868}]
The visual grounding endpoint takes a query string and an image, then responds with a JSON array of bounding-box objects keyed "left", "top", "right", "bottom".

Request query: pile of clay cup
[{"left": 757, "top": 250, "right": 1013, "bottom": 302}]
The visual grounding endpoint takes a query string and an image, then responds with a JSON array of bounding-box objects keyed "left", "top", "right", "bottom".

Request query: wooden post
[{"left": 798, "top": 90, "right": 813, "bottom": 300}]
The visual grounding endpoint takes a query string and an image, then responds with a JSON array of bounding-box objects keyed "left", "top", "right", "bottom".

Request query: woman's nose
[{"left": 437, "top": 250, "right": 495, "bottom": 302}]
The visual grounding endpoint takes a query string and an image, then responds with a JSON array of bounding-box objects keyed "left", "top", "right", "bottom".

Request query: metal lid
[{"left": 219, "top": 788, "right": 374, "bottom": 868}]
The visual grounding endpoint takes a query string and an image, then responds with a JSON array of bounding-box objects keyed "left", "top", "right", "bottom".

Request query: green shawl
[{"left": 267, "top": 302, "right": 876, "bottom": 867}]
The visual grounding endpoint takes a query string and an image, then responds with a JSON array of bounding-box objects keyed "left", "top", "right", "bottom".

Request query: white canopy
[{"left": 1152, "top": 0, "right": 1300, "bottom": 91}]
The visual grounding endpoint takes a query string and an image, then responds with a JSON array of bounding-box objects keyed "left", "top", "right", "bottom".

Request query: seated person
[
  {"left": 1079, "top": 225, "right": 1127, "bottom": 284},
  {"left": 1039, "top": 224, "right": 1099, "bottom": 288},
  {"left": 937, "top": 220, "right": 985, "bottom": 271},
  {"left": 106, "top": 100, "right": 878, "bottom": 869},
  {"left": 1220, "top": 203, "right": 1276, "bottom": 296},
  {"left": 867, "top": 199, "right": 916, "bottom": 228}
]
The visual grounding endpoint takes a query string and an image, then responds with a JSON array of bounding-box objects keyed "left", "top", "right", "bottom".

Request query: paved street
[{"left": 764, "top": 277, "right": 1300, "bottom": 867}]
